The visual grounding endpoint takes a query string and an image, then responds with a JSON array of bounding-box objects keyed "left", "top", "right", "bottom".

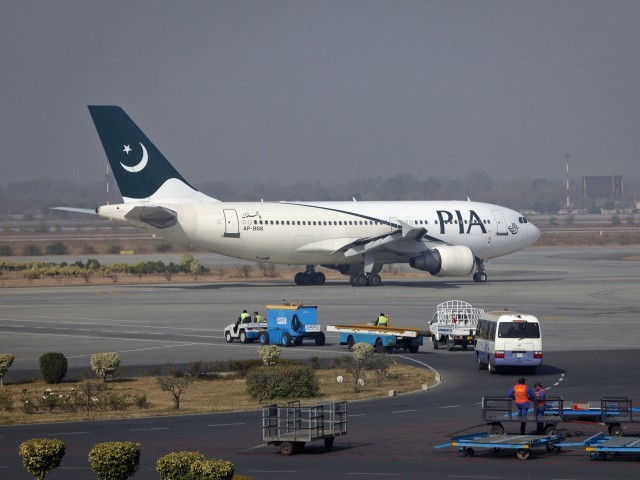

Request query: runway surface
[{"left": 1, "top": 246, "right": 639, "bottom": 478}]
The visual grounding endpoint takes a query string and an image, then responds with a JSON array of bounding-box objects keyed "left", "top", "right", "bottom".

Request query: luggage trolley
[
  {"left": 558, "top": 432, "right": 640, "bottom": 461},
  {"left": 561, "top": 397, "right": 639, "bottom": 436},
  {"left": 483, "top": 396, "right": 564, "bottom": 435},
  {"left": 262, "top": 400, "right": 347, "bottom": 455},
  {"left": 435, "top": 432, "right": 565, "bottom": 460}
]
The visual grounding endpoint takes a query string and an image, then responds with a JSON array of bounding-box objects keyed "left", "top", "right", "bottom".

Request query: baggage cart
[
  {"left": 482, "top": 396, "right": 564, "bottom": 435},
  {"left": 558, "top": 433, "right": 640, "bottom": 461},
  {"left": 435, "top": 431, "right": 565, "bottom": 460},
  {"left": 262, "top": 400, "right": 347, "bottom": 455},
  {"left": 560, "top": 397, "right": 639, "bottom": 436}
]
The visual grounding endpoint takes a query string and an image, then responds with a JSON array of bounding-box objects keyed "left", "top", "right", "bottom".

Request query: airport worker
[
  {"left": 254, "top": 311, "right": 265, "bottom": 323},
  {"left": 374, "top": 313, "right": 388, "bottom": 327},
  {"left": 534, "top": 382, "right": 547, "bottom": 434},
  {"left": 507, "top": 377, "right": 534, "bottom": 434},
  {"left": 239, "top": 310, "right": 251, "bottom": 324}
]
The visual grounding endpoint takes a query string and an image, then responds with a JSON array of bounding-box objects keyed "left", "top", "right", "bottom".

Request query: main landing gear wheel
[
  {"left": 350, "top": 273, "right": 382, "bottom": 287},
  {"left": 294, "top": 270, "right": 326, "bottom": 286},
  {"left": 473, "top": 271, "right": 488, "bottom": 283}
]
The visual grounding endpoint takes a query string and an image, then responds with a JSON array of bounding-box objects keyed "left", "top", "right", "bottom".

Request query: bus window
[{"left": 498, "top": 321, "right": 540, "bottom": 339}]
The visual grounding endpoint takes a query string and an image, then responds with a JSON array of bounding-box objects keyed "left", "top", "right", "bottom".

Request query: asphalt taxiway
[{"left": 1, "top": 246, "right": 639, "bottom": 479}]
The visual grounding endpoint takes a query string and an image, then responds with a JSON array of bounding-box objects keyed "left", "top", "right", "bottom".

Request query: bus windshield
[{"left": 497, "top": 321, "right": 540, "bottom": 339}]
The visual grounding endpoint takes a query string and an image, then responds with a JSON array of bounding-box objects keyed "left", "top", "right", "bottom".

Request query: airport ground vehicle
[
  {"left": 561, "top": 433, "right": 640, "bottom": 461},
  {"left": 223, "top": 318, "right": 266, "bottom": 344},
  {"left": 435, "top": 431, "right": 565, "bottom": 460},
  {"left": 262, "top": 401, "right": 348, "bottom": 455},
  {"left": 325, "top": 323, "right": 429, "bottom": 352},
  {"left": 259, "top": 304, "right": 325, "bottom": 347},
  {"left": 560, "top": 397, "right": 640, "bottom": 436},
  {"left": 474, "top": 311, "right": 543, "bottom": 374},
  {"left": 429, "top": 300, "right": 484, "bottom": 351},
  {"left": 483, "top": 396, "right": 564, "bottom": 436}
]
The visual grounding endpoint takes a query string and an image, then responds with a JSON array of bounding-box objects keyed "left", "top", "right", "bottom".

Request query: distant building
[{"left": 582, "top": 176, "right": 623, "bottom": 204}]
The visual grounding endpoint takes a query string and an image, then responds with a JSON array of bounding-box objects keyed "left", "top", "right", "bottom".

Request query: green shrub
[
  {"left": 154, "top": 241, "right": 173, "bottom": 252},
  {"left": 39, "top": 352, "right": 68, "bottom": 384},
  {"left": 190, "top": 459, "right": 234, "bottom": 480},
  {"left": 23, "top": 245, "right": 42, "bottom": 256},
  {"left": 133, "top": 393, "right": 150, "bottom": 409},
  {"left": 258, "top": 345, "right": 281, "bottom": 365},
  {"left": 0, "top": 244, "right": 12, "bottom": 256},
  {"left": 91, "top": 353, "right": 121, "bottom": 382},
  {"left": 19, "top": 438, "right": 65, "bottom": 480},
  {"left": 156, "top": 451, "right": 206, "bottom": 479},
  {"left": 0, "top": 353, "right": 15, "bottom": 385},
  {"left": 0, "top": 389, "right": 14, "bottom": 411},
  {"left": 88, "top": 442, "right": 140, "bottom": 480},
  {"left": 45, "top": 242, "right": 68, "bottom": 255},
  {"left": 246, "top": 365, "right": 319, "bottom": 401},
  {"left": 106, "top": 244, "right": 122, "bottom": 254}
]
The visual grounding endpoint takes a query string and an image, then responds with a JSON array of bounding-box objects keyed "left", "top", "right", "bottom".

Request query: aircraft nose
[{"left": 530, "top": 222, "right": 541, "bottom": 243}]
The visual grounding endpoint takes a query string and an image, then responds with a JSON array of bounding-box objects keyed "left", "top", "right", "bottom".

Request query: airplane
[{"left": 58, "top": 106, "right": 540, "bottom": 287}]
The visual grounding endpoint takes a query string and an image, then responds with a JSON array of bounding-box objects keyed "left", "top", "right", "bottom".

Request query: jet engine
[{"left": 409, "top": 245, "right": 475, "bottom": 277}]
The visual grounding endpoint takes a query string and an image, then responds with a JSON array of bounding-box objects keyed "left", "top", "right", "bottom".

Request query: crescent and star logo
[{"left": 121, "top": 143, "right": 149, "bottom": 173}]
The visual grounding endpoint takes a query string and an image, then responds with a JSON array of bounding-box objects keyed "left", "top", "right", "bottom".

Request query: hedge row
[
  {"left": 0, "top": 255, "right": 209, "bottom": 279},
  {"left": 19, "top": 441, "right": 237, "bottom": 480}
]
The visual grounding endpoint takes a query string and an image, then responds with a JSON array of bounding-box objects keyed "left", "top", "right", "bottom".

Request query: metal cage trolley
[
  {"left": 262, "top": 401, "right": 348, "bottom": 455},
  {"left": 482, "top": 396, "right": 564, "bottom": 435}
]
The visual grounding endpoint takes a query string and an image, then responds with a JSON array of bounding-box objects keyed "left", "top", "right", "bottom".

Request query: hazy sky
[{"left": 2, "top": 1, "right": 639, "bottom": 189}]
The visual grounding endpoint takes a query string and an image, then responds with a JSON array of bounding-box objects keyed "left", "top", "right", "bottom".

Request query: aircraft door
[
  {"left": 492, "top": 210, "right": 508, "bottom": 236},
  {"left": 223, "top": 209, "right": 240, "bottom": 238}
]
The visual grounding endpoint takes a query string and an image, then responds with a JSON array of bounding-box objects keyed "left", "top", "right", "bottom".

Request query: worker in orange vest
[{"left": 507, "top": 377, "right": 534, "bottom": 434}]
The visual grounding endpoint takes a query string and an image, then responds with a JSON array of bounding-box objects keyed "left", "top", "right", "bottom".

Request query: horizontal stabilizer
[{"left": 51, "top": 207, "right": 97, "bottom": 215}]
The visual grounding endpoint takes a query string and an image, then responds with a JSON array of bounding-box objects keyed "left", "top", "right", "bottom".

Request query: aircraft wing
[{"left": 339, "top": 220, "right": 445, "bottom": 258}]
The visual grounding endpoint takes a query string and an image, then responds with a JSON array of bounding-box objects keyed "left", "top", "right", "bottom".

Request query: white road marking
[
  {"left": 207, "top": 422, "right": 246, "bottom": 427},
  {"left": 129, "top": 427, "right": 169, "bottom": 432},
  {"left": 46, "top": 431, "right": 89, "bottom": 436}
]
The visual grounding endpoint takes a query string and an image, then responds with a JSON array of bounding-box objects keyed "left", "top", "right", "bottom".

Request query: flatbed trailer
[
  {"left": 435, "top": 432, "right": 565, "bottom": 460},
  {"left": 262, "top": 401, "right": 347, "bottom": 455},
  {"left": 325, "top": 324, "right": 429, "bottom": 353}
]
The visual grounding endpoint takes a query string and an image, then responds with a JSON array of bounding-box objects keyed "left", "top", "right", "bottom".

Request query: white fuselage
[{"left": 98, "top": 199, "right": 540, "bottom": 266}]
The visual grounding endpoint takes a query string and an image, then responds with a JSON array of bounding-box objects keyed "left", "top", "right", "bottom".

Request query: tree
[
  {"left": 0, "top": 353, "right": 15, "bottom": 386},
  {"left": 338, "top": 343, "right": 374, "bottom": 392},
  {"left": 39, "top": 353, "right": 67, "bottom": 384},
  {"left": 90, "top": 353, "right": 121, "bottom": 382},
  {"left": 157, "top": 375, "right": 195, "bottom": 409},
  {"left": 19, "top": 438, "right": 65, "bottom": 480}
]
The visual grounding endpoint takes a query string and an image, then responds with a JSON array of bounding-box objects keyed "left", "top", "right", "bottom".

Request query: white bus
[{"left": 474, "top": 311, "right": 542, "bottom": 374}]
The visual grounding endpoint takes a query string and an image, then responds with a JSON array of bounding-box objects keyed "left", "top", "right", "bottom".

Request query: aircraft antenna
[{"left": 564, "top": 153, "right": 570, "bottom": 209}]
